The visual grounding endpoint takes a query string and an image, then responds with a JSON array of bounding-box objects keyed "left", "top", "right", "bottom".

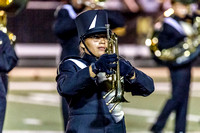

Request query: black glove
[
  {"left": 119, "top": 59, "right": 134, "bottom": 77},
  {"left": 92, "top": 54, "right": 118, "bottom": 75}
]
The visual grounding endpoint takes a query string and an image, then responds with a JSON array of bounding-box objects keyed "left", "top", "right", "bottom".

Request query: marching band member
[
  {"left": 56, "top": 9, "right": 154, "bottom": 133},
  {"left": 0, "top": 10, "right": 18, "bottom": 132},
  {"left": 53, "top": 0, "right": 125, "bottom": 130},
  {"left": 0, "top": 0, "right": 28, "bottom": 131},
  {"left": 150, "top": 0, "right": 198, "bottom": 132}
]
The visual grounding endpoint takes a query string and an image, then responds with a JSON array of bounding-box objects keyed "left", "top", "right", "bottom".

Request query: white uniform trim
[
  {"left": 164, "top": 17, "right": 185, "bottom": 35},
  {"left": 68, "top": 59, "right": 87, "bottom": 69}
]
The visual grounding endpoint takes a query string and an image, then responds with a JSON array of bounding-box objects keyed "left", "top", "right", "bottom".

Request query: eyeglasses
[{"left": 89, "top": 34, "right": 107, "bottom": 39}]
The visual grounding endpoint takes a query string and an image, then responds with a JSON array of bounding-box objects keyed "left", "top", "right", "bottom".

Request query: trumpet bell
[{"left": 111, "top": 95, "right": 128, "bottom": 103}]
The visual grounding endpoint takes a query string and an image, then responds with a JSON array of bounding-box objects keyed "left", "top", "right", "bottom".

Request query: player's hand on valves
[{"left": 92, "top": 54, "right": 118, "bottom": 75}]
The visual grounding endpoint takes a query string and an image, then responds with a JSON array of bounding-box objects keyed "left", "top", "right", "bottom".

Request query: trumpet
[{"left": 103, "top": 24, "right": 128, "bottom": 113}]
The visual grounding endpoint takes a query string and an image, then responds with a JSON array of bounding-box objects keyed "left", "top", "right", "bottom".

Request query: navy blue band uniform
[
  {"left": 53, "top": 3, "right": 125, "bottom": 131},
  {"left": 0, "top": 0, "right": 25, "bottom": 131},
  {"left": 56, "top": 53, "right": 154, "bottom": 133},
  {"left": 56, "top": 9, "right": 154, "bottom": 133},
  {"left": 0, "top": 29, "right": 18, "bottom": 133}
]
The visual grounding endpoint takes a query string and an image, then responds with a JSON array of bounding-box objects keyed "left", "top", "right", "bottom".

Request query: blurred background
[
  {"left": 2, "top": 0, "right": 200, "bottom": 132},
  {"left": 6, "top": 0, "right": 168, "bottom": 67}
]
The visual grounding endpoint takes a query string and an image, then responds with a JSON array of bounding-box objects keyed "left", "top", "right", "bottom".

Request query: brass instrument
[
  {"left": 0, "top": 0, "right": 13, "bottom": 7},
  {"left": 103, "top": 24, "right": 128, "bottom": 113},
  {"left": 146, "top": 15, "right": 200, "bottom": 66},
  {"left": 0, "top": 0, "right": 29, "bottom": 44},
  {"left": 0, "top": 0, "right": 29, "bottom": 16}
]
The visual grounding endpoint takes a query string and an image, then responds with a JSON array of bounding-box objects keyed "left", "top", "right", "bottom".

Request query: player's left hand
[{"left": 119, "top": 59, "right": 134, "bottom": 77}]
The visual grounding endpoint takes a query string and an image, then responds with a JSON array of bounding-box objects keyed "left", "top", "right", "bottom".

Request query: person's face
[
  {"left": 173, "top": 2, "right": 189, "bottom": 18},
  {"left": 81, "top": 34, "right": 108, "bottom": 58}
]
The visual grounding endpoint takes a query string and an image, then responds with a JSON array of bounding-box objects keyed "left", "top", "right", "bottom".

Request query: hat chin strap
[{"left": 80, "top": 37, "right": 97, "bottom": 59}]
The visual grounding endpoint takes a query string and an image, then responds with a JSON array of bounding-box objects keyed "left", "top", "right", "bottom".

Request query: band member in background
[
  {"left": 53, "top": 0, "right": 87, "bottom": 130},
  {"left": 56, "top": 9, "right": 154, "bottom": 133},
  {"left": 0, "top": 11, "right": 18, "bottom": 132},
  {"left": 53, "top": 1, "right": 84, "bottom": 130},
  {"left": 53, "top": 0, "right": 125, "bottom": 130},
  {"left": 53, "top": 0, "right": 84, "bottom": 60},
  {"left": 150, "top": 0, "right": 198, "bottom": 132}
]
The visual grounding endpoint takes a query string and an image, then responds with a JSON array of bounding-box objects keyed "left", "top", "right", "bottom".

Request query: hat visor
[{"left": 82, "top": 27, "right": 109, "bottom": 39}]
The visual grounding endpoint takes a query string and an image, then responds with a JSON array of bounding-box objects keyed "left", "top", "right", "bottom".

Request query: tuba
[
  {"left": 0, "top": 0, "right": 29, "bottom": 44},
  {"left": 146, "top": 9, "right": 200, "bottom": 67},
  {"left": 103, "top": 24, "right": 128, "bottom": 113}
]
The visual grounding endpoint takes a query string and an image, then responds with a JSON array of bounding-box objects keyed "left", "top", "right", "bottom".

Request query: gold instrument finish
[
  {"left": 146, "top": 16, "right": 200, "bottom": 66},
  {"left": 0, "top": 0, "right": 29, "bottom": 45},
  {"left": 0, "top": 0, "right": 29, "bottom": 16},
  {"left": 104, "top": 24, "right": 128, "bottom": 113},
  {"left": 0, "top": 10, "right": 16, "bottom": 45},
  {"left": 0, "top": 0, "right": 13, "bottom": 7}
]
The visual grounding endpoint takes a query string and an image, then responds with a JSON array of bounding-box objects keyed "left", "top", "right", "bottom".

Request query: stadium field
[{"left": 2, "top": 80, "right": 200, "bottom": 133}]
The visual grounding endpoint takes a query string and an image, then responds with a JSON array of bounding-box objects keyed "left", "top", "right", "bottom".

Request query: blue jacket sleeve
[
  {"left": 124, "top": 68, "right": 155, "bottom": 97},
  {"left": 0, "top": 31, "right": 18, "bottom": 73},
  {"left": 56, "top": 60, "right": 95, "bottom": 96},
  {"left": 53, "top": 8, "right": 77, "bottom": 40}
]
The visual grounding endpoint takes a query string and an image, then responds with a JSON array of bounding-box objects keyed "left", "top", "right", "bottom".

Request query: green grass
[
  {"left": 3, "top": 85, "right": 200, "bottom": 132},
  {"left": 123, "top": 92, "right": 200, "bottom": 132},
  {"left": 4, "top": 103, "right": 62, "bottom": 131},
  {"left": 9, "top": 77, "right": 56, "bottom": 82}
]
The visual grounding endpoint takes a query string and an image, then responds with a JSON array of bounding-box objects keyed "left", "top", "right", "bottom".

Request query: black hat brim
[{"left": 81, "top": 27, "right": 108, "bottom": 39}]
